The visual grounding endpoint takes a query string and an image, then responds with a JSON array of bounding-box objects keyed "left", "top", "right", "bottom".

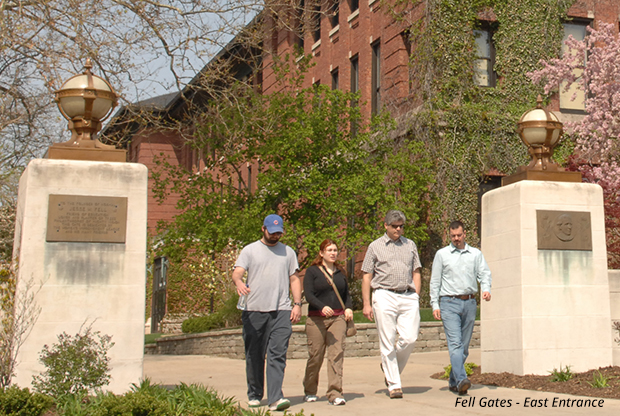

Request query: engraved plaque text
[
  {"left": 46, "top": 195, "right": 128, "bottom": 243},
  {"left": 537, "top": 210, "right": 592, "bottom": 251}
]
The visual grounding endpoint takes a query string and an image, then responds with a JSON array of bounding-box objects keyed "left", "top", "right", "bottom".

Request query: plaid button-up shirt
[{"left": 361, "top": 234, "right": 422, "bottom": 292}]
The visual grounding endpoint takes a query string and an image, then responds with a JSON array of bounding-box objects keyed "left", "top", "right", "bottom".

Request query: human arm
[
  {"left": 413, "top": 268, "right": 422, "bottom": 298},
  {"left": 289, "top": 272, "right": 302, "bottom": 323},
  {"left": 477, "top": 252, "right": 492, "bottom": 302},
  {"left": 303, "top": 267, "right": 327, "bottom": 311},
  {"left": 362, "top": 272, "right": 373, "bottom": 321},
  {"left": 429, "top": 251, "right": 443, "bottom": 320},
  {"left": 232, "top": 266, "right": 250, "bottom": 296}
]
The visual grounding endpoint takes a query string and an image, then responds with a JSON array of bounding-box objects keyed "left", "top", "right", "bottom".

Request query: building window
[
  {"left": 350, "top": 55, "right": 359, "bottom": 94},
  {"left": 560, "top": 21, "right": 588, "bottom": 112},
  {"left": 350, "top": 55, "right": 359, "bottom": 135},
  {"left": 349, "top": 0, "right": 359, "bottom": 13},
  {"left": 329, "top": 0, "right": 339, "bottom": 28},
  {"left": 312, "top": 3, "right": 321, "bottom": 43},
  {"left": 294, "top": 0, "right": 305, "bottom": 52},
  {"left": 371, "top": 41, "right": 381, "bottom": 115},
  {"left": 332, "top": 68, "right": 339, "bottom": 90},
  {"left": 473, "top": 26, "right": 496, "bottom": 87}
]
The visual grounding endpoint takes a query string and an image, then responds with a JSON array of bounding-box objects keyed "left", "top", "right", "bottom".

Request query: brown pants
[{"left": 303, "top": 315, "right": 347, "bottom": 401}]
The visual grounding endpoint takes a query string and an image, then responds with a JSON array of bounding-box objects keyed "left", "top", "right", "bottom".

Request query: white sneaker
[
  {"left": 304, "top": 395, "right": 318, "bottom": 402},
  {"left": 248, "top": 399, "right": 261, "bottom": 407},
  {"left": 268, "top": 398, "right": 291, "bottom": 411},
  {"left": 330, "top": 397, "right": 346, "bottom": 406}
]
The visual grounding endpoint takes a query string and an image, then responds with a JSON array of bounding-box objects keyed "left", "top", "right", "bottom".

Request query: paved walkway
[{"left": 144, "top": 349, "right": 620, "bottom": 416}]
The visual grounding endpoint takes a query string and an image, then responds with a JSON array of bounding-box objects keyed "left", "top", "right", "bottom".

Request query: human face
[
  {"left": 384, "top": 221, "right": 405, "bottom": 241},
  {"left": 320, "top": 244, "right": 338, "bottom": 266},
  {"left": 449, "top": 226, "right": 466, "bottom": 250},
  {"left": 262, "top": 227, "right": 283, "bottom": 246}
]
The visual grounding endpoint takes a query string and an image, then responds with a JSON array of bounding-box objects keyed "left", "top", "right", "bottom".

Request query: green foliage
[
  {"left": 164, "top": 246, "right": 238, "bottom": 315},
  {"left": 145, "top": 333, "right": 163, "bottom": 345},
  {"left": 0, "top": 385, "right": 54, "bottom": 416},
  {"left": 441, "top": 362, "right": 478, "bottom": 379},
  {"left": 587, "top": 371, "right": 610, "bottom": 388},
  {"left": 32, "top": 324, "right": 114, "bottom": 397},
  {"left": 153, "top": 54, "right": 433, "bottom": 269},
  {"left": 549, "top": 364, "right": 573, "bottom": 382},
  {"left": 182, "top": 295, "right": 242, "bottom": 334},
  {"left": 394, "top": 0, "right": 575, "bottom": 247},
  {"left": 54, "top": 379, "right": 287, "bottom": 416}
]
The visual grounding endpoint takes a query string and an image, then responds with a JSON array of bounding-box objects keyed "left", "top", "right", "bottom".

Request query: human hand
[
  {"left": 322, "top": 306, "right": 334, "bottom": 317},
  {"left": 290, "top": 305, "right": 301, "bottom": 323},
  {"left": 344, "top": 308, "right": 354, "bottom": 321},
  {"left": 433, "top": 309, "right": 441, "bottom": 320},
  {"left": 482, "top": 291, "right": 491, "bottom": 301},
  {"left": 236, "top": 281, "right": 250, "bottom": 296},
  {"left": 363, "top": 304, "right": 374, "bottom": 321}
]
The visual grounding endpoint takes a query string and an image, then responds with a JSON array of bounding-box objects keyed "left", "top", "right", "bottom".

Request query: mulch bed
[{"left": 431, "top": 366, "right": 620, "bottom": 399}]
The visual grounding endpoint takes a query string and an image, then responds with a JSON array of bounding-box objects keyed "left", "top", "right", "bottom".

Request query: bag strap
[{"left": 319, "top": 265, "right": 347, "bottom": 310}]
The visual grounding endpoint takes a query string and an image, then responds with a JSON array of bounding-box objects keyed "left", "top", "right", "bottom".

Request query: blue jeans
[{"left": 439, "top": 296, "right": 477, "bottom": 387}]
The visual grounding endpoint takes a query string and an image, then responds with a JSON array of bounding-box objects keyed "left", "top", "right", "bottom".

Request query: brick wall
[{"left": 145, "top": 321, "right": 481, "bottom": 359}]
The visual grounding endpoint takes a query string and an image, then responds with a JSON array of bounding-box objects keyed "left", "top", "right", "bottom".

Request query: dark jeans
[{"left": 242, "top": 310, "right": 292, "bottom": 404}]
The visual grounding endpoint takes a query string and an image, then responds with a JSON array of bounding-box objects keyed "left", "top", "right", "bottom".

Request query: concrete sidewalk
[{"left": 144, "top": 349, "right": 620, "bottom": 415}]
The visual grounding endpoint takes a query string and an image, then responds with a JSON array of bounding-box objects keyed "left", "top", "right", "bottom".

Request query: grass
[{"left": 145, "top": 333, "right": 163, "bottom": 344}]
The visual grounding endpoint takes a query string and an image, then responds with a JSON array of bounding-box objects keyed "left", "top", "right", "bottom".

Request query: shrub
[
  {"left": 182, "top": 295, "right": 242, "bottom": 334},
  {"left": 84, "top": 391, "right": 169, "bottom": 416},
  {"left": 440, "top": 362, "right": 478, "bottom": 379},
  {"left": 0, "top": 385, "right": 54, "bottom": 416},
  {"left": 32, "top": 324, "right": 114, "bottom": 397}
]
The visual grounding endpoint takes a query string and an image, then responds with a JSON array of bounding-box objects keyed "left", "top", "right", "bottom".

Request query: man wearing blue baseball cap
[{"left": 232, "top": 214, "right": 301, "bottom": 411}]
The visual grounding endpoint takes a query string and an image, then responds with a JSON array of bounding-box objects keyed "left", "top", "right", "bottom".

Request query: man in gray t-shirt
[{"left": 232, "top": 214, "right": 301, "bottom": 412}]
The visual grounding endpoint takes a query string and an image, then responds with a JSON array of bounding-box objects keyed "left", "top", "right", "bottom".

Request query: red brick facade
[{"left": 116, "top": 0, "right": 620, "bottom": 236}]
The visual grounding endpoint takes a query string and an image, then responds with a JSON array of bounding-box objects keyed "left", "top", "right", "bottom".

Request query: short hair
[
  {"left": 385, "top": 210, "right": 406, "bottom": 225},
  {"left": 449, "top": 220, "right": 465, "bottom": 231}
]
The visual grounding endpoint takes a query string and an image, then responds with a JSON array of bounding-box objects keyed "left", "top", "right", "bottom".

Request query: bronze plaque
[
  {"left": 46, "top": 195, "right": 128, "bottom": 243},
  {"left": 537, "top": 210, "right": 592, "bottom": 251}
]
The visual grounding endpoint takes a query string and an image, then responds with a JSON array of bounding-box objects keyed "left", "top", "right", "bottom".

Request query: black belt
[
  {"left": 442, "top": 294, "right": 475, "bottom": 300},
  {"left": 380, "top": 288, "right": 416, "bottom": 295}
]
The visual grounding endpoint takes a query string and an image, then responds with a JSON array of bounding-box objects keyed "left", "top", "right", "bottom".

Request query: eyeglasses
[{"left": 390, "top": 224, "right": 405, "bottom": 229}]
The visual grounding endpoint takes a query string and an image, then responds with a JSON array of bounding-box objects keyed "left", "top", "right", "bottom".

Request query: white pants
[{"left": 372, "top": 289, "right": 421, "bottom": 390}]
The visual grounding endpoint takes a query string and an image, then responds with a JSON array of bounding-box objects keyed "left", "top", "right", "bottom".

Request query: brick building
[{"left": 103, "top": 0, "right": 620, "bottom": 236}]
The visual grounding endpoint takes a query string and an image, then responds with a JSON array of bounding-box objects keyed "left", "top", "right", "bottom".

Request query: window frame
[{"left": 473, "top": 21, "right": 497, "bottom": 88}]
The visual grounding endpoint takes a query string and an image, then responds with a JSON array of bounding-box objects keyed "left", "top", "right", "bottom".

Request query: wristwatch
[{"left": 294, "top": 302, "right": 302, "bottom": 307}]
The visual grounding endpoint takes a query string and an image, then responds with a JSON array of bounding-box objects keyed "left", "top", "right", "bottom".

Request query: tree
[
  {"left": 0, "top": 0, "right": 267, "bottom": 173},
  {"left": 153, "top": 55, "right": 433, "bottom": 268},
  {"left": 529, "top": 22, "right": 620, "bottom": 267}
]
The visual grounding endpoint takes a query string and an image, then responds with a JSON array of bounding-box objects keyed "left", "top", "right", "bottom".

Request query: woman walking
[{"left": 302, "top": 239, "right": 353, "bottom": 406}]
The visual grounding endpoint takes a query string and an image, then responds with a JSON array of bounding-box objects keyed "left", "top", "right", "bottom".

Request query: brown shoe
[{"left": 389, "top": 388, "right": 403, "bottom": 399}]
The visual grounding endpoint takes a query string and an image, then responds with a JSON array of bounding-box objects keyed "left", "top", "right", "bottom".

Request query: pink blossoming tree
[{"left": 529, "top": 22, "right": 620, "bottom": 267}]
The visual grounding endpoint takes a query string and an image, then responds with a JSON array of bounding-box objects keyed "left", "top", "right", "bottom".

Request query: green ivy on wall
[{"left": 398, "top": 0, "right": 575, "bottom": 246}]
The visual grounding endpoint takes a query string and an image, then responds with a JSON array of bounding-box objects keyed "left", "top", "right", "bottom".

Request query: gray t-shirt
[{"left": 235, "top": 240, "right": 299, "bottom": 312}]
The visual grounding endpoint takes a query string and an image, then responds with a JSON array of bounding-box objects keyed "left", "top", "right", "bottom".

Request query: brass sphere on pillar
[
  {"left": 502, "top": 95, "right": 581, "bottom": 185},
  {"left": 54, "top": 58, "right": 118, "bottom": 148},
  {"left": 517, "top": 95, "right": 564, "bottom": 171}
]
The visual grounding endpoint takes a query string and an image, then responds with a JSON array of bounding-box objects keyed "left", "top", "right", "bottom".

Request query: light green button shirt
[{"left": 430, "top": 243, "right": 492, "bottom": 311}]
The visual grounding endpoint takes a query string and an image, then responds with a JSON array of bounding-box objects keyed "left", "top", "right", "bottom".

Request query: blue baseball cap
[{"left": 263, "top": 214, "right": 284, "bottom": 234}]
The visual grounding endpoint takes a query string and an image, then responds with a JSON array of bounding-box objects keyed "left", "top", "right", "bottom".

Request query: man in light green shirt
[{"left": 430, "top": 221, "right": 491, "bottom": 395}]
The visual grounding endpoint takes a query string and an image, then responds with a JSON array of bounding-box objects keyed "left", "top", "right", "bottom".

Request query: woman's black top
[{"left": 304, "top": 264, "right": 352, "bottom": 315}]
